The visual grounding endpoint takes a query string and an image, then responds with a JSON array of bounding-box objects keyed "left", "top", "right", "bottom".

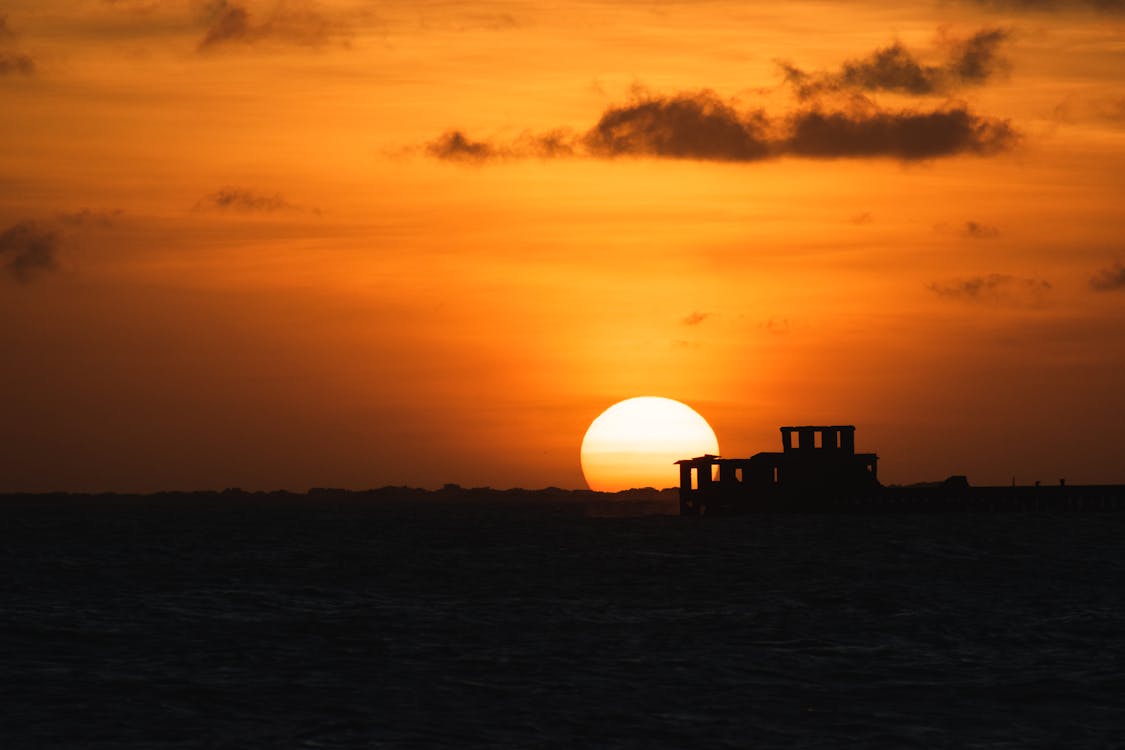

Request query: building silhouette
[
  {"left": 676, "top": 424, "right": 1125, "bottom": 514},
  {"left": 677, "top": 425, "right": 879, "bottom": 515}
]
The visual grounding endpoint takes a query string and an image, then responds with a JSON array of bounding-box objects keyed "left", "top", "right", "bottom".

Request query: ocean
[{"left": 3, "top": 490, "right": 1124, "bottom": 748}]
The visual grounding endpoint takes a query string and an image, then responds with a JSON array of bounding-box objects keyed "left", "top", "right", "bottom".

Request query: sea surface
[{"left": 2, "top": 490, "right": 1124, "bottom": 749}]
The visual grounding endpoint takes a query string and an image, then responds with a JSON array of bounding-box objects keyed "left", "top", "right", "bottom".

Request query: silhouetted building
[
  {"left": 675, "top": 424, "right": 1125, "bottom": 514},
  {"left": 676, "top": 425, "right": 880, "bottom": 515}
]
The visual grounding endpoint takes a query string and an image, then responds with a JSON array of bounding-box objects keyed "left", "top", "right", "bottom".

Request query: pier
[{"left": 677, "top": 426, "right": 1125, "bottom": 515}]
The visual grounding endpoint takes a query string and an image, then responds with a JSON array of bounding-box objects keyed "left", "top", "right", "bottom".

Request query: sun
[{"left": 580, "top": 397, "right": 719, "bottom": 492}]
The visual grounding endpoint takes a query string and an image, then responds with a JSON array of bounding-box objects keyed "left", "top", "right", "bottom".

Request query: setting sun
[{"left": 580, "top": 397, "right": 719, "bottom": 492}]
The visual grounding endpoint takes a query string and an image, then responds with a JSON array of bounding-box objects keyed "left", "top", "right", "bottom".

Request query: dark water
[{"left": 3, "top": 493, "right": 1124, "bottom": 748}]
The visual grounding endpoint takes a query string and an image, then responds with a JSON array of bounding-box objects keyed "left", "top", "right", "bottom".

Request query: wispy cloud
[
  {"left": 56, "top": 209, "right": 124, "bottom": 227},
  {"left": 935, "top": 220, "right": 1001, "bottom": 237},
  {"left": 0, "top": 15, "right": 11, "bottom": 42},
  {"left": 426, "top": 91, "right": 1016, "bottom": 165},
  {"left": 1090, "top": 261, "right": 1125, "bottom": 291},
  {"left": 0, "top": 222, "right": 60, "bottom": 283},
  {"left": 1095, "top": 96, "right": 1125, "bottom": 122},
  {"left": 426, "top": 131, "right": 503, "bottom": 162},
  {"left": 761, "top": 317, "right": 791, "bottom": 335},
  {"left": 0, "top": 210, "right": 126, "bottom": 284},
  {"left": 928, "top": 273, "right": 1052, "bottom": 305},
  {"left": 962, "top": 220, "right": 1000, "bottom": 239},
  {"left": 779, "top": 29, "right": 1011, "bottom": 99},
  {"left": 0, "top": 51, "right": 34, "bottom": 76},
  {"left": 195, "top": 187, "right": 309, "bottom": 213},
  {"left": 197, "top": 1, "right": 350, "bottom": 52},
  {"left": 0, "top": 13, "right": 35, "bottom": 76},
  {"left": 961, "top": 0, "right": 1125, "bottom": 12},
  {"left": 682, "top": 312, "right": 710, "bottom": 326},
  {"left": 426, "top": 129, "right": 576, "bottom": 162}
]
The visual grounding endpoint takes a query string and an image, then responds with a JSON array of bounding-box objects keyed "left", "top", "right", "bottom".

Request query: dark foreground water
[{"left": 3, "top": 491, "right": 1124, "bottom": 749}]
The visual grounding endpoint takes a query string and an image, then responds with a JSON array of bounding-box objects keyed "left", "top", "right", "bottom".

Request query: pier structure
[{"left": 676, "top": 425, "right": 1125, "bottom": 515}]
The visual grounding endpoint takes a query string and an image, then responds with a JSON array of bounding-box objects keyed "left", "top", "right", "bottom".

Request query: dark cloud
[
  {"left": 56, "top": 208, "right": 124, "bottom": 227},
  {"left": 962, "top": 0, "right": 1125, "bottom": 11},
  {"left": 783, "top": 106, "right": 1016, "bottom": 160},
  {"left": 1090, "top": 262, "right": 1125, "bottom": 291},
  {"left": 199, "top": 1, "right": 250, "bottom": 49},
  {"left": 427, "top": 93, "right": 1016, "bottom": 164},
  {"left": 682, "top": 312, "right": 710, "bottom": 326},
  {"left": 0, "top": 51, "right": 34, "bottom": 76},
  {"left": 514, "top": 129, "right": 578, "bottom": 158},
  {"left": 761, "top": 318, "right": 790, "bottom": 335},
  {"left": 963, "top": 220, "right": 1000, "bottom": 238},
  {"left": 948, "top": 28, "right": 1011, "bottom": 83},
  {"left": 426, "top": 131, "right": 502, "bottom": 162},
  {"left": 928, "top": 274, "right": 1051, "bottom": 304},
  {"left": 197, "top": 1, "right": 349, "bottom": 51},
  {"left": 196, "top": 188, "right": 301, "bottom": 213},
  {"left": 0, "top": 222, "right": 60, "bottom": 283},
  {"left": 100, "top": 0, "right": 161, "bottom": 8},
  {"left": 0, "top": 14, "right": 35, "bottom": 76},
  {"left": 1095, "top": 97, "right": 1125, "bottom": 122},
  {"left": 935, "top": 220, "right": 1002, "bottom": 237},
  {"left": 780, "top": 45, "right": 939, "bottom": 98},
  {"left": 426, "top": 128, "right": 578, "bottom": 161},
  {"left": 780, "top": 29, "right": 1010, "bottom": 99},
  {"left": 583, "top": 92, "right": 771, "bottom": 161}
]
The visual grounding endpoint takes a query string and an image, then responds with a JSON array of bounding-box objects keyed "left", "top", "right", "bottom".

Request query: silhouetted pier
[{"left": 677, "top": 426, "right": 1125, "bottom": 515}]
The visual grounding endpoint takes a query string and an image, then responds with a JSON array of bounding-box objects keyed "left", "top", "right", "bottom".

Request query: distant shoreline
[{"left": 0, "top": 486, "right": 684, "bottom": 518}]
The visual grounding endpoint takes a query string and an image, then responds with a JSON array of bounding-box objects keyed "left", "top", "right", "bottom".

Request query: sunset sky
[{"left": 2, "top": 0, "right": 1123, "bottom": 493}]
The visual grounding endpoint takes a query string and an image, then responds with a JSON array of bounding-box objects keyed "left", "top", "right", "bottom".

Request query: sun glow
[{"left": 580, "top": 397, "right": 719, "bottom": 492}]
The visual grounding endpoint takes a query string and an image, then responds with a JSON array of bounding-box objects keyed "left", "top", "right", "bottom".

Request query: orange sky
[{"left": 2, "top": 0, "right": 1124, "bottom": 492}]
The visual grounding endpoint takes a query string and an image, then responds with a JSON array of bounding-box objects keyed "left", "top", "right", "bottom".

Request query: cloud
[
  {"left": 947, "top": 28, "right": 1011, "bottom": 84},
  {"left": 761, "top": 318, "right": 791, "bottom": 335},
  {"left": 583, "top": 92, "right": 772, "bottom": 161},
  {"left": 964, "top": 220, "right": 1000, "bottom": 238},
  {"left": 0, "top": 222, "right": 60, "bottom": 283},
  {"left": 196, "top": 187, "right": 304, "bottom": 213},
  {"left": 426, "top": 128, "right": 582, "bottom": 162},
  {"left": 56, "top": 208, "right": 124, "bottom": 227},
  {"left": 426, "top": 131, "right": 503, "bottom": 162},
  {"left": 426, "top": 93, "right": 1016, "bottom": 164},
  {"left": 197, "top": 0, "right": 349, "bottom": 51},
  {"left": 0, "top": 51, "right": 33, "bottom": 75},
  {"left": 935, "top": 220, "right": 1002, "bottom": 237},
  {"left": 682, "top": 312, "right": 710, "bottom": 326},
  {"left": 961, "top": 0, "right": 1125, "bottom": 12},
  {"left": 1095, "top": 97, "right": 1125, "bottom": 122},
  {"left": 424, "top": 33, "right": 1020, "bottom": 165},
  {"left": 780, "top": 29, "right": 1011, "bottom": 99},
  {"left": 515, "top": 129, "right": 579, "bottom": 158},
  {"left": 1090, "top": 261, "right": 1125, "bottom": 291},
  {"left": 783, "top": 105, "right": 1016, "bottom": 160},
  {"left": 0, "top": 14, "right": 35, "bottom": 76},
  {"left": 199, "top": 1, "right": 250, "bottom": 49},
  {"left": 928, "top": 273, "right": 1052, "bottom": 305}
]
